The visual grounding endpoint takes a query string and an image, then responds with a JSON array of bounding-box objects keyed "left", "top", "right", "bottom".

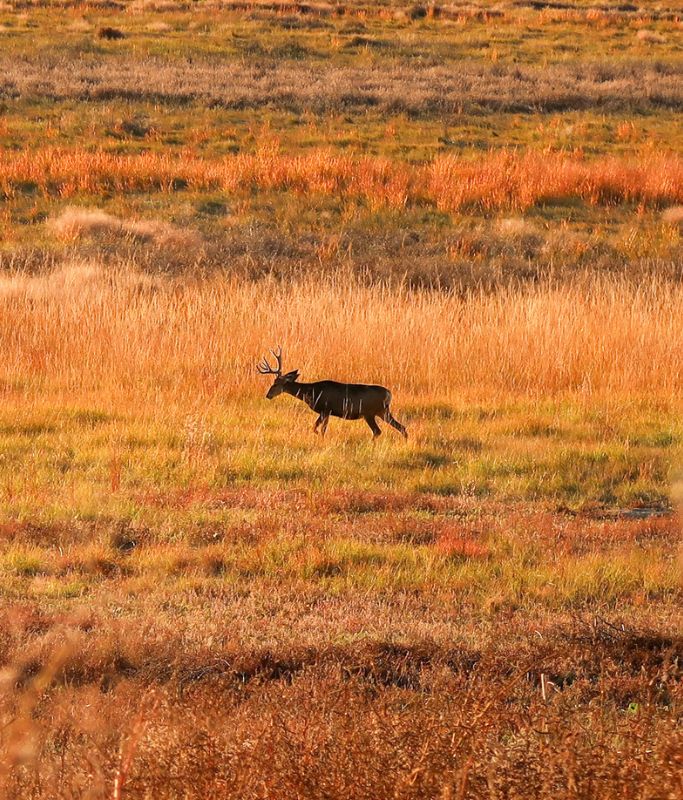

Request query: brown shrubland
[
  {"left": 4, "top": 0, "right": 678, "bottom": 24},
  {"left": 0, "top": 585, "right": 680, "bottom": 799},
  {"left": 2, "top": 55, "right": 680, "bottom": 115}
]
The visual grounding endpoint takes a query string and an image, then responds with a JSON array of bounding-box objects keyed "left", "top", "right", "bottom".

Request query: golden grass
[
  {"left": 3, "top": 147, "right": 683, "bottom": 211},
  {"left": 0, "top": 264, "right": 680, "bottom": 402}
]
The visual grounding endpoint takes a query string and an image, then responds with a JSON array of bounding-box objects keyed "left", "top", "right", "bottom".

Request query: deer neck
[{"left": 283, "top": 381, "right": 312, "bottom": 403}]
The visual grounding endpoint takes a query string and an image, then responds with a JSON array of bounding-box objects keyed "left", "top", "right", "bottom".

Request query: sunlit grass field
[
  {"left": 0, "top": 1, "right": 682, "bottom": 797},
  {"left": 0, "top": 265, "right": 680, "bottom": 797}
]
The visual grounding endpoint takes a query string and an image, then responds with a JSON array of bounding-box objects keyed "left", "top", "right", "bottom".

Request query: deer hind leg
[
  {"left": 365, "top": 415, "right": 382, "bottom": 439},
  {"left": 314, "top": 413, "right": 330, "bottom": 437},
  {"left": 384, "top": 409, "right": 408, "bottom": 439}
]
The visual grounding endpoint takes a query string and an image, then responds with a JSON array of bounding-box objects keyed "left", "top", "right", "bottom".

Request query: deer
[{"left": 257, "top": 347, "right": 408, "bottom": 440}]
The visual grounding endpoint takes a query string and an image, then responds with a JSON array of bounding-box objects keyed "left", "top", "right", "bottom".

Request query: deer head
[{"left": 257, "top": 347, "right": 300, "bottom": 399}]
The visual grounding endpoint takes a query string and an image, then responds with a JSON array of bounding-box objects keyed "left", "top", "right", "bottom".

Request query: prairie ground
[{"left": 0, "top": 1, "right": 682, "bottom": 798}]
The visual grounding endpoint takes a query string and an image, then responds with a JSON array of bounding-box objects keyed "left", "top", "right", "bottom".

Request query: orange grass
[
  {"left": 2, "top": 146, "right": 683, "bottom": 211},
  {"left": 0, "top": 265, "right": 680, "bottom": 401}
]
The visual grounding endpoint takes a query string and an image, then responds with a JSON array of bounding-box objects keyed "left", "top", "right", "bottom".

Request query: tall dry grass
[
  {"left": 3, "top": 147, "right": 683, "bottom": 211},
  {"left": 0, "top": 263, "right": 680, "bottom": 402}
]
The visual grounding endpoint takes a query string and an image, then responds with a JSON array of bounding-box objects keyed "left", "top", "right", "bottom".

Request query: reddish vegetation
[
  {"left": 434, "top": 528, "right": 490, "bottom": 560},
  {"left": 0, "top": 606, "right": 680, "bottom": 799},
  {"left": 2, "top": 147, "right": 683, "bottom": 212}
]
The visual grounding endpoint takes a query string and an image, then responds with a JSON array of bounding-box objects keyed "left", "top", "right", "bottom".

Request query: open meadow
[{"left": 0, "top": 1, "right": 682, "bottom": 798}]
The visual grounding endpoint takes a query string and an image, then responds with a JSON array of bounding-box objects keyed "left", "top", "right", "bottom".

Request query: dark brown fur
[{"left": 258, "top": 349, "right": 407, "bottom": 439}]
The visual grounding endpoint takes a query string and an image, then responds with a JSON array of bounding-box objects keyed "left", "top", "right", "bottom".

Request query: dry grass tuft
[
  {"left": 661, "top": 205, "right": 683, "bottom": 227},
  {"left": 48, "top": 207, "right": 122, "bottom": 240},
  {"left": 128, "top": 0, "right": 185, "bottom": 11},
  {"left": 434, "top": 528, "right": 490, "bottom": 561},
  {"left": 125, "top": 218, "right": 202, "bottom": 250},
  {"left": 67, "top": 17, "right": 92, "bottom": 31},
  {"left": 145, "top": 20, "right": 173, "bottom": 32},
  {"left": 495, "top": 216, "right": 537, "bottom": 237},
  {"left": 636, "top": 29, "right": 667, "bottom": 44},
  {"left": 49, "top": 207, "right": 202, "bottom": 251}
]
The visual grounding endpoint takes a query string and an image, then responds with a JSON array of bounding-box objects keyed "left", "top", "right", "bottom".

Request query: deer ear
[{"left": 282, "top": 370, "right": 299, "bottom": 382}]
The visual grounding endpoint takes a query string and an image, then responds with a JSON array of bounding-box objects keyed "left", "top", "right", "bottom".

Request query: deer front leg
[{"left": 365, "top": 415, "right": 382, "bottom": 439}]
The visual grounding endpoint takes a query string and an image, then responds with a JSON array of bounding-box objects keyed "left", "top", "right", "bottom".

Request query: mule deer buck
[{"left": 257, "top": 347, "right": 408, "bottom": 440}]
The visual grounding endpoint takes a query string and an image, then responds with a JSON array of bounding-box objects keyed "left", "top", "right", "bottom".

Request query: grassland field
[{"left": 0, "top": 1, "right": 682, "bottom": 798}]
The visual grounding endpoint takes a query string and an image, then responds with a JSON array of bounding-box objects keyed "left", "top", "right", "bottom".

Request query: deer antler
[{"left": 256, "top": 346, "right": 283, "bottom": 376}]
